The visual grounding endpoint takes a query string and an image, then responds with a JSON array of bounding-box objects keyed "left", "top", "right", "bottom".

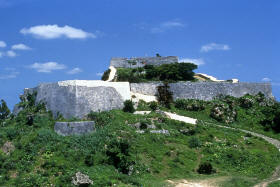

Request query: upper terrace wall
[{"left": 110, "top": 56, "right": 179, "bottom": 68}]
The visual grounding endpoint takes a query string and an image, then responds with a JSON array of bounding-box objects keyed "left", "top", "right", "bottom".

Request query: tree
[{"left": 0, "top": 99, "right": 10, "bottom": 120}]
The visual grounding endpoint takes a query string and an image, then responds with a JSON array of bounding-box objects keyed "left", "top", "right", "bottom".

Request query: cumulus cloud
[
  {"left": 6, "top": 50, "right": 17, "bottom": 57},
  {"left": 262, "top": 77, "right": 272, "bottom": 82},
  {"left": 67, "top": 67, "right": 83, "bottom": 75},
  {"left": 201, "top": 43, "right": 230, "bottom": 52},
  {"left": 20, "top": 25, "right": 96, "bottom": 39},
  {"left": 179, "top": 58, "right": 205, "bottom": 66},
  {"left": 11, "top": 43, "right": 31, "bottom": 50},
  {"left": 0, "top": 41, "right": 6, "bottom": 48},
  {"left": 29, "top": 62, "right": 66, "bottom": 73},
  {"left": 151, "top": 20, "right": 185, "bottom": 33}
]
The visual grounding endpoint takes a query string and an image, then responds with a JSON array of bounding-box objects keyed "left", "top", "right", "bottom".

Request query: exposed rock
[
  {"left": 72, "top": 172, "right": 93, "bottom": 186},
  {"left": 1, "top": 141, "right": 15, "bottom": 155},
  {"left": 54, "top": 121, "right": 95, "bottom": 136},
  {"left": 150, "top": 129, "right": 169, "bottom": 135}
]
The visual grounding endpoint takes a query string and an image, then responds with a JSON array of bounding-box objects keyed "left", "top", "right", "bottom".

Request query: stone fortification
[
  {"left": 110, "top": 56, "right": 178, "bottom": 68},
  {"left": 130, "top": 82, "right": 273, "bottom": 101},
  {"left": 54, "top": 121, "right": 95, "bottom": 136},
  {"left": 25, "top": 80, "right": 130, "bottom": 119}
]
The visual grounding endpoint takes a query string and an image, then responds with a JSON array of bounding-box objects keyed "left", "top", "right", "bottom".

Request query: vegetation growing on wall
[
  {"left": 101, "top": 69, "right": 111, "bottom": 81},
  {"left": 115, "top": 62, "right": 198, "bottom": 83}
]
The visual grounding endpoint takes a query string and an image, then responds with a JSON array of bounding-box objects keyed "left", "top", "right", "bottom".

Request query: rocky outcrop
[
  {"left": 1, "top": 141, "right": 15, "bottom": 155},
  {"left": 54, "top": 121, "right": 95, "bottom": 136},
  {"left": 72, "top": 172, "right": 93, "bottom": 186}
]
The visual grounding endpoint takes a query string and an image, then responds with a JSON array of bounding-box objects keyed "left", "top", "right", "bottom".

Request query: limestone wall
[
  {"left": 110, "top": 56, "right": 178, "bottom": 68},
  {"left": 54, "top": 121, "right": 95, "bottom": 136},
  {"left": 130, "top": 82, "right": 273, "bottom": 101},
  {"left": 27, "top": 80, "right": 131, "bottom": 119}
]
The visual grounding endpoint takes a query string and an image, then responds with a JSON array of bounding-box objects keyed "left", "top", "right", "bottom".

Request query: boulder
[{"left": 72, "top": 172, "right": 93, "bottom": 186}]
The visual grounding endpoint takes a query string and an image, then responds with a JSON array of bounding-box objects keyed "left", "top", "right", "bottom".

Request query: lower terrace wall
[{"left": 130, "top": 82, "right": 273, "bottom": 101}]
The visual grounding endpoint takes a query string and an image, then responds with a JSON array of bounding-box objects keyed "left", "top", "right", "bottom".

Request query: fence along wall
[
  {"left": 130, "top": 82, "right": 273, "bottom": 101},
  {"left": 110, "top": 56, "right": 179, "bottom": 68}
]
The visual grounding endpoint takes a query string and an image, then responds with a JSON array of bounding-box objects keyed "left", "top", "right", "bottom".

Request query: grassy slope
[{"left": 0, "top": 103, "right": 279, "bottom": 187}]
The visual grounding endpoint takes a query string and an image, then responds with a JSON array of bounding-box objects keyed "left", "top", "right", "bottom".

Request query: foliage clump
[
  {"left": 123, "top": 100, "right": 135, "bottom": 113},
  {"left": 0, "top": 99, "right": 10, "bottom": 121},
  {"left": 197, "top": 162, "right": 216, "bottom": 174},
  {"left": 175, "top": 99, "right": 205, "bottom": 111},
  {"left": 210, "top": 103, "right": 237, "bottom": 124},
  {"left": 101, "top": 69, "right": 111, "bottom": 81},
  {"left": 157, "top": 83, "right": 173, "bottom": 108},
  {"left": 115, "top": 62, "right": 197, "bottom": 83}
]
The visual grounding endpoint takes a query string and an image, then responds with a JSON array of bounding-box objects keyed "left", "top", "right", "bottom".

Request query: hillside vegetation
[{"left": 0, "top": 92, "right": 280, "bottom": 186}]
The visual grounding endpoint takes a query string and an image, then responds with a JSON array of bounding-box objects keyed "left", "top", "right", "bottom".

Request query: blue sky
[{"left": 0, "top": 0, "right": 279, "bottom": 108}]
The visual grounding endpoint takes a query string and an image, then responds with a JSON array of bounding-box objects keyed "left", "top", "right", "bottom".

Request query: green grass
[
  {"left": 268, "top": 180, "right": 280, "bottom": 187},
  {"left": 0, "top": 95, "right": 280, "bottom": 186}
]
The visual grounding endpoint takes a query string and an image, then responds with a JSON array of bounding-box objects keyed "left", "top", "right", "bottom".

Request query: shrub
[
  {"left": 210, "top": 103, "right": 237, "bottom": 123},
  {"left": 197, "top": 162, "right": 215, "bottom": 174},
  {"left": 149, "top": 101, "right": 158, "bottom": 111},
  {"left": 0, "top": 99, "right": 10, "bottom": 121},
  {"left": 123, "top": 100, "right": 135, "bottom": 113},
  {"left": 87, "top": 111, "right": 114, "bottom": 127},
  {"left": 157, "top": 83, "right": 173, "bottom": 108},
  {"left": 188, "top": 137, "right": 202, "bottom": 148},
  {"left": 260, "top": 102, "right": 280, "bottom": 132},
  {"left": 174, "top": 99, "right": 205, "bottom": 111},
  {"left": 101, "top": 69, "right": 111, "bottom": 81},
  {"left": 239, "top": 95, "right": 254, "bottom": 109}
]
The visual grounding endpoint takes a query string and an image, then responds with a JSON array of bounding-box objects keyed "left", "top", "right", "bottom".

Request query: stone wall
[
  {"left": 131, "top": 82, "right": 273, "bottom": 101},
  {"left": 54, "top": 121, "right": 95, "bottom": 136},
  {"left": 26, "top": 80, "right": 131, "bottom": 119},
  {"left": 110, "top": 56, "right": 178, "bottom": 68}
]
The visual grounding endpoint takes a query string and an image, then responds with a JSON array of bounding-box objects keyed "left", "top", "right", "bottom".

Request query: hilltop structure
[{"left": 18, "top": 56, "right": 273, "bottom": 119}]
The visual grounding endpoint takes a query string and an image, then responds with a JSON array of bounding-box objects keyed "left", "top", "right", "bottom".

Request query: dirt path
[{"left": 205, "top": 123, "right": 280, "bottom": 187}]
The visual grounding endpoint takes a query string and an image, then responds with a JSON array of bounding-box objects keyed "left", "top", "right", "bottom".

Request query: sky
[{"left": 0, "top": 0, "right": 279, "bottom": 109}]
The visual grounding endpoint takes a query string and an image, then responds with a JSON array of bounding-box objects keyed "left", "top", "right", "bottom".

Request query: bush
[
  {"left": 101, "top": 69, "right": 111, "bottom": 81},
  {"left": 197, "top": 162, "right": 215, "bottom": 174},
  {"left": 174, "top": 99, "right": 205, "bottom": 111},
  {"left": 188, "top": 137, "right": 202, "bottom": 148},
  {"left": 210, "top": 103, "right": 237, "bottom": 123},
  {"left": 260, "top": 102, "right": 280, "bottom": 132},
  {"left": 157, "top": 83, "right": 173, "bottom": 108},
  {"left": 123, "top": 100, "right": 135, "bottom": 113},
  {"left": 149, "top": 101, "right": 158, "bottom": 111},
  {"left": 87, "top": 111, "right": 114, "bottom": 127},
  {"left": 0, "top": 99, "right": 10, "bottom": 121}
]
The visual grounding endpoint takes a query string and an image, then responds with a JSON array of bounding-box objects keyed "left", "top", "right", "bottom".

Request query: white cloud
[
  {"left": 11, "top": 43, "right": 31, "bottom": 50},
  {"left": 0, "top": 41, "right": 6, "bottom": 48},
  {"left": 29, "top": 62, "right": 66, "bottom": 73},
  {"left": 136, "top": 20, "right": 185, "bottom": 34},
  {"left": 0, "top": 52, "right": 3, "bottom": 58},
  {"left": 262, "top": 77, "right": 272, "bottom": 82},
  {"left": 201, "top": 43, "right": 230, "bottom": 52},
  {"left": 96, "top": 72, "right": 103, "bottom": 76},
  {"left": 6, "top": 50, "right": 17, "bottom": 57},
  {"left": 179, "top": 58, "right": 205, "bottom": 66},
  {"left": 0, "top": 68, "right": 19, "bottom": 79},
  {"left": 67, "top": 67, "right": 82, "bottom": 75},
  {"left": 20, "top": 24, "right": 96, "bottom": 39}
]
